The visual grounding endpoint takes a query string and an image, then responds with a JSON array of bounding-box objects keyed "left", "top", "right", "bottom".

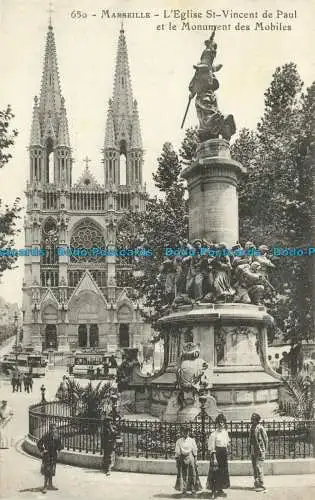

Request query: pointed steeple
[
  {"left": 103, "top": 26, "right": 145, "bottom": 189},
  {"left": 39, "top": 24, "right": 62, "bottom": 135},
  {"left": 30, "top": 96, "right": 41, "bottom": 146},
  {"left": 131, "top": 100, "right": 143, "bottom": 149},
  {"left": 104, "top": 99, "right": 116, "bottom": 148},
  {"left": 57, "top": 97, "right": 70, "bottom": 147},
  {"left": 28, "top": 21, "right": 72, "bottom": 187},
  {"left": 112, "top": 26, "right": 134, "bottom": 121}
]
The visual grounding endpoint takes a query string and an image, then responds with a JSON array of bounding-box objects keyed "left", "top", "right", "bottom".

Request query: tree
[
  {"left": 116, "top": 132, "right": 194, "bottom": 329},
  {"left": 0, "top": 106, "right": 21, "bottom": 276},
  {"left": 232, "top": 65, "right": 314, "bottom": 342}
]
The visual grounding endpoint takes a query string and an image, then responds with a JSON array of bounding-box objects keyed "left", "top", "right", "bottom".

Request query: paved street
[{"left": 0, "top": 358, "right": 314, "bottom": 500}]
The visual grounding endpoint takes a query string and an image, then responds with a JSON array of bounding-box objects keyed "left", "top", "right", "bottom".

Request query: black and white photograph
[{"left": 0, "top": 0, "right": 314, "bottom": 498}]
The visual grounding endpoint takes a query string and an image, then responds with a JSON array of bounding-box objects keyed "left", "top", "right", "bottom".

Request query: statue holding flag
[{"left": 182, "top": 29, "right": 236, "bottom": 143}]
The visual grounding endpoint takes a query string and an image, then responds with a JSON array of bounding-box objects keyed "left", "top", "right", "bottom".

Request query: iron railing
[{"left": 28, "top": 402, "right": 315, "bottom": 460}]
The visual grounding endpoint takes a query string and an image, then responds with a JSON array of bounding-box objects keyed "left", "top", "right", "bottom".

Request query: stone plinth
[
  {"left": 153, "top": 303, "right": 280, "bottom": 420},
  {"left": 181, "top": 139, "right": 246, "bottom": 248}
]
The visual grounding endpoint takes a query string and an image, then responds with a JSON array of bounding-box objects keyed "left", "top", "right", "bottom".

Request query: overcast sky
[{"left": 0, "top": 0, "right": 314, "bottom": 305}]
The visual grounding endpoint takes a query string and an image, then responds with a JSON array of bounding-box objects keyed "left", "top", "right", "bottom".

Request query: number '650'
[{"left": 71, "top": 10, "right": 87, "bottom": 19}]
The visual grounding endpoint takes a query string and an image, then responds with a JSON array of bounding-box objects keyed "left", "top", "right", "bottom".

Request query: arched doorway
[
  {"left": 90, "top": 324, "right": 99, "bottom": 348},
  {"left": 119, "top": 324, "right": 130, "bottom": 348},
  {"left": 45, "top": 325, "right": 57, "bottom": 350},
  {"left": 78, "top": 325, "right": 88, "bottom": 348}
]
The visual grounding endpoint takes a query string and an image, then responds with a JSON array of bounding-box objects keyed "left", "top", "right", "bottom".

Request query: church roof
[{"left": 73, "top": 164, "right": 102, "bottom": 190}]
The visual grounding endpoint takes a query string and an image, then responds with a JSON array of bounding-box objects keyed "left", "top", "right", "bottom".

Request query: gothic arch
[
  {"left": 41, "top": 217, "right": 59, "bottom": 268},
  {"left": 42, "top": 304, "right": 58, "bottom": 323},
  {"left": 117, "top": 303, "right": 133, "bottom": 323},
  {"left": 68, "top": 291, "right": 107, "bottom": 323},
  {"left": 69, "top": 217, "right": 105, "bottom": 238}
]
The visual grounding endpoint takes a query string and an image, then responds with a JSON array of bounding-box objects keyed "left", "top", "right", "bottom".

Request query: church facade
[{"left": 22, "top": 22, "right": 149, "bottom": 352}]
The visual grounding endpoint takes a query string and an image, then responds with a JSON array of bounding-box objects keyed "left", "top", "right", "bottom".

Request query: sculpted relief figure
[{"left": 157, "top": 240, "right": 276, "bottom": 308}]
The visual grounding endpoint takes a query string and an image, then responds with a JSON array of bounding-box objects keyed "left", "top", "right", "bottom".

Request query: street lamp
[{"left": 14, "top": 312, "right": 18, "bottom": 365}]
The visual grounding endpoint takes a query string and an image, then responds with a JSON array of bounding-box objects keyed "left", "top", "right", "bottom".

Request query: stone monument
[{"left": 148, "top": 32, "right": 280, "bottom": 421}]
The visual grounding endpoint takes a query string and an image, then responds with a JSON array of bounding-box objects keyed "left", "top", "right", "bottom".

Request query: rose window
[{"left": 70, "top": 223, "right": 106, "bottom": 262}]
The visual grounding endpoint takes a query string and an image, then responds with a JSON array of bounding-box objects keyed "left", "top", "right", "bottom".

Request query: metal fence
[{"left": 29, "top": 402, "right": 315, "bottom": 460}]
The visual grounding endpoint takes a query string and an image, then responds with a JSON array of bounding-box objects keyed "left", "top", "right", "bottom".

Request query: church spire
[
  {"left": 39, "top": 23, "right": 63, "bottom": 135},
  {"left": 131, "top": 100, "right": 143, "bottom": 149},
  {"left": 104, "top": 99, "right": 116, "bottom": 148},
  {"left": 112, "top": 25, "right": 134, "bottom": 120},
  {"left": 30, "top": 96, "right": 41, "bottom": 146},
  {"left": 57, "top": 96, "right": 70, "bottom": 147},
  {"left": 28, "top": 21, "right": 72, "bottom": 187},
  {"left": 103, "top": 27, "right": 144, "bottom": 188}
]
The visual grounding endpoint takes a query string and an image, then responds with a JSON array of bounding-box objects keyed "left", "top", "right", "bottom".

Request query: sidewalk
[
  {"left": 1, "top": 440, "right": 314, "bottom": 500},
  {"left": 0, "top": 366, "right": 314, "bottom": 500}
]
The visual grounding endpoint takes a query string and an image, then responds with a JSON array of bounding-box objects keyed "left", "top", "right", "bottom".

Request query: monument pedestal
[
  {"left": 152, "top": 303, "right": 280, "bottom": 421},
  {"left": 182, "top": 139, "right": 245, "bottom": 248}
]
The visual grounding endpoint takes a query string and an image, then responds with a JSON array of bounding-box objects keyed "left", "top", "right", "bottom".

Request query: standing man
[
  {"left": 101, "top": 416, "right": 117, "bottom": 476},
  {"left": 28, "top": 372, "right": 33, "bottom": 393},
  {"left": 0, "top": 400, "right": 14, "bottom": 448},
  {"left": 16, "top": 372, "right": 23, "bottom": 392},
  {"left": 37, "top": 423, "right": 63, "bottom": 492},
  {"left": 11, "top": 372, "right": 17, "bottom": 393},
  {"left": 249, "top": 413, "right": 268, "bottom": 492}
]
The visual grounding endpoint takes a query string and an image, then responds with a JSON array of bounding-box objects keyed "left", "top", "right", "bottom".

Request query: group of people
[
  {"left": 36, "top": 415, "right": 118, "bottom": 493},
  {"left": 175, "top": 413, "right": 268, "bottom": 497},
  {"left": 11, "top": 370, "right": 33, "bottom": 393}
]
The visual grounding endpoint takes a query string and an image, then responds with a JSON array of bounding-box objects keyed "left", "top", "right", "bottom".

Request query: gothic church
[{"left": 22, "top": 22, "right": 148, "bottom": 352}]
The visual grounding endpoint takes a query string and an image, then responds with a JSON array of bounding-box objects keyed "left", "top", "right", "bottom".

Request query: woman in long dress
[
  {"left": 174, "top": 426, "right": 202, "bottom": 495},
  {"left": 0, "top": 400, "right": 14, "bottom": 449},
  {"left": 206, "top": 413, "right": 230, "bottom": 497}
]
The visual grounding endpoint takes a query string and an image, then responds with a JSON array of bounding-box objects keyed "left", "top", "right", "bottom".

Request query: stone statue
[
  {"left": 176, "top": 342, "right": 211, "bottom": 394},
  {"left": 156, "top": 239, "right": 276, "bottom": 307},
  {"left": 187, "top": 31, "right": 236, "bottom": 142},
  {"left": 160, "top": 342, "right": 214, "bottom": 422},
  {"left": 212, "top": 244, "right": 235, "bottom": 302}
]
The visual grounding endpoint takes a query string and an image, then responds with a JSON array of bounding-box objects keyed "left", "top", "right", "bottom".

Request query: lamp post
[
  {"left": 199, "top": 381, "right": 209, "bottom": 461},
  {"left": 14, "top": 312, "right": 18, "bottom": 366}
]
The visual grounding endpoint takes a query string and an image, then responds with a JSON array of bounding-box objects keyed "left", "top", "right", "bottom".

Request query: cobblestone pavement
[{"left": 0, "top": 362, "right": 314, "bottom": 500}]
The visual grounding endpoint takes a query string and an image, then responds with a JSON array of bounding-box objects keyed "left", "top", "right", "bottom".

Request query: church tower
[
  {"left": 22, "top": 22, "right": 150, "bottom": 353},
  {"left": 103, "top": 26, "right": 146, "bottom": 209}
]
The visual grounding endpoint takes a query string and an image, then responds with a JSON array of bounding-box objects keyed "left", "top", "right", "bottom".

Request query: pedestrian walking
[
  {"left": 16, "top": 372, "right": 23, "bottom": 392},
  {"left": 174, "top": 425, "right": 201, "bottom": 495},
  {"left": 24, "top": 374, "right": 29, "bottom": 393},
  {"left": 101, "top": 416, "right": 118, "bottom": 475},
  {"left": 206, "top": 413, "right": 230, "bottom": 498},
  {"left": 249, "top": 413, "right": 268, "bottom": 492},
  {"left": 11, "top": 372, "right": 17, "bottom": 392},
  {"left": 37, "top": 423, "right": 63, "bottom": 492},
  {"left": 0, "top": 400, "right": 14, "bottom": 449},
  {"left": 28, "top": 373, "right": 33, "bottom": 392}
]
